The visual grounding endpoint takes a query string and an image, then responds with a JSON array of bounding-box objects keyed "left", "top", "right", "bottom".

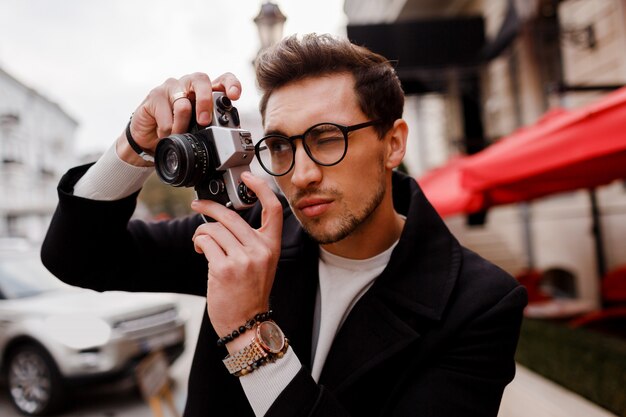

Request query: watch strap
[{"left": 223, "top": 338, "right": 268, "bottom": 375}]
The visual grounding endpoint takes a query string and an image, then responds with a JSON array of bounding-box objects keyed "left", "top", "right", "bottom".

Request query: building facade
[
  {"left": 344, "top": 0, "right": 626, "bottom": 306},
  {"left": 0, "top": 67, "right": 77, "bottom": 242}
]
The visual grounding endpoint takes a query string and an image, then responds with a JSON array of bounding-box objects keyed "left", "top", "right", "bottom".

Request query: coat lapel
[
  {"left": 318, "top": 290, "right": 422, "bottom": 392},
  {"left": 270, "top": 213, "right": 320, "bottom": 368},
  {"left": 318, "top": 173, "right": 463, "bottom": 392}
]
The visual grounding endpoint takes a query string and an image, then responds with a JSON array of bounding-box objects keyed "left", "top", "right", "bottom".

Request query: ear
[{"left": 385, "top": 119, "right": 408, "bottom": 170}]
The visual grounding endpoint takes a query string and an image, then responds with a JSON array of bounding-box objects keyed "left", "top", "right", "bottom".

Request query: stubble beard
[{"left": 290, "top": 165, "right": 387, "bottom": 245}]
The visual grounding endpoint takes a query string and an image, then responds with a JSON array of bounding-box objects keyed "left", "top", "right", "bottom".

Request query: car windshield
[{"left": 0, "top": 256, "right": 69, "bottom": 299}]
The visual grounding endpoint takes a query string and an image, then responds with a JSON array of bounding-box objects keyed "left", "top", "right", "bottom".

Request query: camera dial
[
  {"left": 238, "top": 183, "right": 257, "bottom": 204},
  {"left": 216, "top": 95, "right": 233, "bottom": 112},
  {"left": 216, "top": 96, "right": 234, "bottom": 126}
]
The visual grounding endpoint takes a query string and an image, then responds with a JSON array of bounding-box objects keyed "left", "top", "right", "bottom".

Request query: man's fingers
[
  {"left": 149, "top": 77, "right": 192, "bottom": 139},
  {"left": 212, "top": 72, "right": 242, "bottom": 100},
  {"left": 191, "top": 199, "right": 258, "bottom": 244},
  {"left": 194, "top": 234, "right": 229, "bottom": 270},
  {"left": 240, "top": 172, "right": 283, "bottom": 237},
  {"left": 171, "top": 97, "right": 193, "bottom": 134},
  {"left": 136, "top": 72, "right": 241, "bottom": 141},
  {"left": 127, "top": 71, "right": 243, "bottom": 156},
  {"left": 182, "top": 72, "right": 214, "bottom": 126},
  {"left": 153, "top": 99, "right": 174, "bottom": 139},
  {"left": 193, "top": 222, "right": 243, "bottom": 254}
]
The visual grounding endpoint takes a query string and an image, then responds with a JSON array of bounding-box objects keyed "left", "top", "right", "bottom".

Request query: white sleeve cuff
[
  {"left": 239, "top": 347, "right": 302, "bottom": 417},
  {"left": 73, "top": 142, "right": 154, "bottom": 200}
]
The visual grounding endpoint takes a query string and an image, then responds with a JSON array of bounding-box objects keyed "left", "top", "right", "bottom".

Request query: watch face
[{"left": 257, "top": 321, "right": 285, "bottom": 353}]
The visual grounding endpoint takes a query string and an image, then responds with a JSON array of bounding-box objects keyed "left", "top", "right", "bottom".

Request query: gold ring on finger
[{"left": 171, "top": 91, "right": 189, "bottom": 104}]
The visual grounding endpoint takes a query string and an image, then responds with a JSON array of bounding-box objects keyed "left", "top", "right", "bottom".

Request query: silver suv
[{"left": 0, "top": 249, "right": 186, "bottom": 415}]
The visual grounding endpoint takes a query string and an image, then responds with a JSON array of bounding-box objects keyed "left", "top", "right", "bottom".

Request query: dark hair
[{"left": 255, "top": 33, "right": 404, "bottom": 136}]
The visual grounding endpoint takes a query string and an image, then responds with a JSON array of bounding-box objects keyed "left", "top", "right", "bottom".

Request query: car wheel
[{"left": 6, "top": 343, "right": 65, "bottom": 416}]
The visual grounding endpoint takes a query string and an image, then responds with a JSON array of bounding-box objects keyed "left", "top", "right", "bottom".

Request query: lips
[{"left": 295, "top": 197, "right": 333, "bottom": 217}]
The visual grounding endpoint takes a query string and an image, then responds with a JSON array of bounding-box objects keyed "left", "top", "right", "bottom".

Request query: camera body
[{"left": 155, "top": 92, "right": 258, "bottom": 211}]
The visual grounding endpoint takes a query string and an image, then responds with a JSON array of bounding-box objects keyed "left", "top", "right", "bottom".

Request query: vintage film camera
[{"left": 154, "top": 92, "right": 258, "bottom": 212}]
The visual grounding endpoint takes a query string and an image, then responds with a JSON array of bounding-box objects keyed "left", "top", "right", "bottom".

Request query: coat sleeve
[
  {"left": 264, "top": 367, "right": 349, "bottom": 417},
  {"left": 41, "top": 164, "right": 261, "bottom": 296},
  {"left": 389, "top": 284, "right": 528, "bottom": 417}
]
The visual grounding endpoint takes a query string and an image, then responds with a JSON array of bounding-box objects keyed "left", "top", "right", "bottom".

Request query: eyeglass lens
[{"left": 257, "top": 123, "right": 347, "bottom": 176}]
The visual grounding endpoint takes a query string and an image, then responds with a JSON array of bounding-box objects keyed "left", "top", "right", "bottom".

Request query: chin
[{"left": 299, "top": 215, "right": 357, "bottom": 245}]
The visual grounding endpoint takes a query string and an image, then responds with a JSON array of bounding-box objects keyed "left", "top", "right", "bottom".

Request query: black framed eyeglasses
[{"left": 254, "top": 120, "right": 382, "bottom": 176}]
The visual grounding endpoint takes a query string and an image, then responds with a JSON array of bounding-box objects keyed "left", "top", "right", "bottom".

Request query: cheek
[
  {"left": 327, "top": 160, "right": 378, "bottom": 196},
  {"left": 271, "top": 144, "right": 385, "bottom": 194},
  {"left": 344, "top": 143, "right": 386, "bottom": 174},
  {"left": 274, "top": 176, "right": 294, "bottom": 196}
]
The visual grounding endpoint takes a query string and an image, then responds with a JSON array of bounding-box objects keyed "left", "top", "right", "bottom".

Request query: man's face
[{"left": 263, "top": 73, "right": 389, "bottom": 244}]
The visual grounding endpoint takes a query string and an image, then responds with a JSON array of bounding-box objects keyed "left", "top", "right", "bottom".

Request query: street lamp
[{"left": 254, "top": 2, "right": 287, "bottom": 51}]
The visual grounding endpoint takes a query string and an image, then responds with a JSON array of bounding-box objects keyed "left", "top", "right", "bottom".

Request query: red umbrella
[
  {"left": 417, "top": 156, "right": 484, "bottom": 217},
  {"left": 417, "top": 87, "right": 626, "bottom": 218},
  {"left": 461, "top": 87, "right": 626, "bottom": 203},
  {"left": 417, "top": 87, "right": 626, "bottom": 284},
  {"left": 449, "top": 87, "right": 626, "bottom": 283}
]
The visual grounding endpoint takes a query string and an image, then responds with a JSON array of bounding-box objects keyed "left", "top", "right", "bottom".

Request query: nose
[{"left": 290, "top": 142, "right": 322, "bottom": 189}]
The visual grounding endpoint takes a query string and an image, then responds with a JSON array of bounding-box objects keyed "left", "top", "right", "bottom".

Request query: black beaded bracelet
[{"left": 216, "top": 310, "right": 273, "bottom": 347}]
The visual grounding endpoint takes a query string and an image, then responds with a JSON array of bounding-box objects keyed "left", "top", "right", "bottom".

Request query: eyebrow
[
  {"left": 263, "top": 130, "right": 288, "bottom": 137},
  {"left": 263, "top": 122, "right": 337, "bottom": 138},
  {"left": 263, "top": 121, "right": 352, "bottom": 138},
  {"left": 263, "top": 125, "right": 289, "bottom": 137}
]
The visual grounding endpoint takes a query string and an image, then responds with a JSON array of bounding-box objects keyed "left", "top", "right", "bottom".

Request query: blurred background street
[
  {"left": 0, "top": 294, "right": 618, "bottom": 417},
  {"left": 4, "top": 286, "right": 621, "bottom": 417},
  {"left": 0, "top": 294, "right": 206, "bottom": 417}
]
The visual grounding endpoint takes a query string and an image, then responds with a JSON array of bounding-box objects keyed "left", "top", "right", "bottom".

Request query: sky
[{"left": 0, "top": 0, "right": 347, "bottom": 155}]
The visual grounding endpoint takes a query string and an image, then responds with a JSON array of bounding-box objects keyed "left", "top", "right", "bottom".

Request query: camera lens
[
  {"left": 165, "top": 149, "right": 179, "bottom": 173},
  {"left": 155, "top": 133, "right": 209, "bottom": 187}
]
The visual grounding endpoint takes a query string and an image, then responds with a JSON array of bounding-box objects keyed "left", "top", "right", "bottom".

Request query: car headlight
[{"left": 45, "top": 315, "right": 112, "bottom": 350}]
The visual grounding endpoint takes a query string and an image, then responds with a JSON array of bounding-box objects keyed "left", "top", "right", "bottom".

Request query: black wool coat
[{"left": 42, "top": 166, "right": 527, "bottom": 417}]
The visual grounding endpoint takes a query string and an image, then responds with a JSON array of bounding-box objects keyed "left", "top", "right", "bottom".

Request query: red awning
[
  {"left": 461, "top": 87, "right": 626, "bottom": 205},
  {"left": 417, "top": 157, "right": 484, "bottom": 217},
  {"left": 417, "top": 86, "right": 626, "bottom": 217}
]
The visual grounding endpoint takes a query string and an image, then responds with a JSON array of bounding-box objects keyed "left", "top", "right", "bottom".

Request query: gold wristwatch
[{"left": 223, "top": 321, "right": 287, "bottom": 376}]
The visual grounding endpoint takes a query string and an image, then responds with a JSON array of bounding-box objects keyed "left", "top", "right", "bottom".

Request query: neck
[{"left": 321, "top": 195, "right": 405, "bottom": 260}]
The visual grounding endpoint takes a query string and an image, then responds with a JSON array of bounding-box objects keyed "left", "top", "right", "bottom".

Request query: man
[{"left": 42, "top": 34, "right": 527, "bottom": 416}]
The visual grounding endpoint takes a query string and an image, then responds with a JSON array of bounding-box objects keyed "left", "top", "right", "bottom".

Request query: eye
[
  {"left": 265, "top": 137, "right": 291, "bottom": 154},
  {"left": 307, "top": 125, "right": 344, "bottom": 147},
  {"left": 316, "top": 135, "right": 343, "bottom": 146}
]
